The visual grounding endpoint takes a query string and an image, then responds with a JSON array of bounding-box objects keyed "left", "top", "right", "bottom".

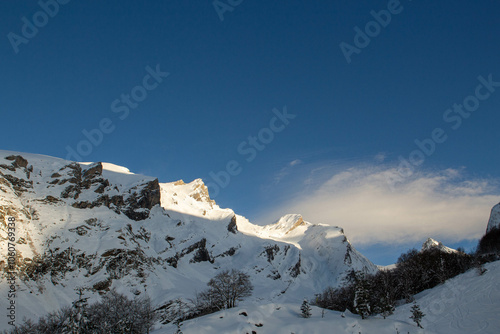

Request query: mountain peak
[
  {"left": 421, "top": 238, "right": 457, "bottom": 253},
  {"left": 268, "top": 214, "right": 308, "bottom": 235}
]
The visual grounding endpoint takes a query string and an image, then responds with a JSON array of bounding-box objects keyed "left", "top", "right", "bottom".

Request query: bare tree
[{"left": 204, "top": 269, "right": 253, "bottom": 310}]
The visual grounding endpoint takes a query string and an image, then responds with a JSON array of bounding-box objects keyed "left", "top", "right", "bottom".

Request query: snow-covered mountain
[
  {"left": 487, "top": 202, "right": 500, "bottom": 232},
  {"left": 0, "top": 150, "right": 376, "bottom": 330},
  {"left": 421, "top": 238, "right": 458, "bottom": 254}
]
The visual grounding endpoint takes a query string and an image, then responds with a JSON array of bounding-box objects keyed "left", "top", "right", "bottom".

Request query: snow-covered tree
[
  {"left": 301, "top": 300, "right": 312, "bottom": 318},
  {"left": 161, "top": 298, "right": 191, "bottom": 324},
  {"left": 410, "top": 302, "right": 425, "bottom": 328},
  {"left": 62, "top": 288, "right": 90, "bottom": 334},
  {"left": 354, "top": 273, "right": 371, "bottom": 319},
  {"left": 374, "top": 293, "right": 395, "bottom": 319}
]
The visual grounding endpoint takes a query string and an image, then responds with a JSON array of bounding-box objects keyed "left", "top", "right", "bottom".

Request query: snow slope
[
  {"left": 153, "top": 260, "right": 500, "bottom": 334},
  {"left": 392, "top": 260, "right": 500, "bottom": 334}
]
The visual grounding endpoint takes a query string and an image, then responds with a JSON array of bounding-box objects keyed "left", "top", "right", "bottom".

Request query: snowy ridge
[{"left": 81, "top": 161, "right": 135, "bottom": 175}]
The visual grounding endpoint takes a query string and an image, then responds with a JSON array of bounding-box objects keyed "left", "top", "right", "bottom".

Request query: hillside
[{"left": 154, "top": 260, "right": 500, "bottom": 334}]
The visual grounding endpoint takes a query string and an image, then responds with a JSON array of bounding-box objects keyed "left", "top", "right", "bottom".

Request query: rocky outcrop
[
  {"left": 228, "top": 215, "right": 238, "bottom": 234},
  {"left": 124, "top": 179, "right": 161, "bottom": 220},
  {"left": 0, "top": 155, "right": 33, "bottom": 195},
  {"left": 166, "top": 238, "right": 214, "bottom": 268},
  {"left": 57, "top": 162, "right": 108, "bottom": 199},
  {"left": 189, "top": 179, "right": 215, "bottom": 205},
  {"left": 5, "top": 155, "right": 28, "bottom": 169},
  {"left": 54, "top": 163, "right": 161, "bottom": 220}
]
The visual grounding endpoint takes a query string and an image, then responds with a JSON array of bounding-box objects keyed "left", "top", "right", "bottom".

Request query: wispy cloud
[
  {"left": 258, "top": 164, "right": 499, "bottom": 245},
  {"left": 272, "top": 159, "right": 304, "bottom": 185},
  {"left": 374, "top": 152, "right": 387, "bottom": 163}
]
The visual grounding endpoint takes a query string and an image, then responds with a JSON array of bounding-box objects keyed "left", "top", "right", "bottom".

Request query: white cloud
[{"left": 258, "top": 165, "right": 499, "bottom": 245}]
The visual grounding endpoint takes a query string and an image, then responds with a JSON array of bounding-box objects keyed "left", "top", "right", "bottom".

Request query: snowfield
[{"left": 152, "top": 261, "right": 500, "bottom": 334}]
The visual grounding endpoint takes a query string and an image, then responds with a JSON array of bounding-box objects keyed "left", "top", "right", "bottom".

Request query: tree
[
  {"left": 2, "top": 290, "right": 156, "bottom": 334},
  {"left": 205, "top": 269, "right": 253, "bottom": 310},
  {"left": 378, "top": 294, "right": 395, "bottom": 319},
  {"left": 62, "top": 288, "right": 90, "bottom": 334},
  {"left": 301, "top": 300, "right": 312, "bottom": 318},
  {"left": 477, "top": 227, "right": 500, "bottom": 255},
  {"left": 353, "top": 272, "right": 370, "bottom": 319},
  {"left": 410, "top": 302, "right": 425, "bottom": 328},
  {"left": 161, "top": 298, "right": 191, "bottom": 324},
  {"left": 314, "top": 286, "right": 353, "bottom": 312}
]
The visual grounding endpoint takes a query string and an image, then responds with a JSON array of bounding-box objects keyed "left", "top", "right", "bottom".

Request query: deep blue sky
[{"left": 2, "top": 0, "right": 500, "bottom": 264}]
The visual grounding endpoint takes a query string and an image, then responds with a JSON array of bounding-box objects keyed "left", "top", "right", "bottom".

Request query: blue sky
[{"left": 1, "top": 0, "right": 500, "bottom": 265}]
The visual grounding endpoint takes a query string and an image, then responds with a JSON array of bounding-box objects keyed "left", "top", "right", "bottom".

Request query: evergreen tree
[
  {"left": 301, "top": 300, "right": 312, "bottom": 318},
  {"left": 378, "top": 294, "right": 395, "bottom": 319},
  {"left": 354, "top": 273, "right": 370, "bottom": 319},
  {"left": 63, "top": 288, "right": 90, "bottom": 334},
  {"left": 410, "top": 302, "right": 425, "bottom": 328}
]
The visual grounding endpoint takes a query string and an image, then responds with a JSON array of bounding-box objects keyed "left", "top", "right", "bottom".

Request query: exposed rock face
[
  {"left": 124, "top": 179, "right": 161, "bottom": 220},
  {"left": 487, "top": 203, "right": 500, "bottom": 233},
  {"left": 49, "top": 161, "right": 160, "bottom": 220},
  {"left": 5, "top": 155, "right": 28, "bottom": 168},
  {"left": 189, "top": 178, "right": 214, "bottom": 205},
  {"left": 227, "top": 215, "right": 238, "bottom": 234},
  {"left": 57, "top": 162, "right": 108, "bottom": 199}
]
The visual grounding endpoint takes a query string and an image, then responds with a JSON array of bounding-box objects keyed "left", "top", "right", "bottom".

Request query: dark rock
[
  {"left": 344, "top": 244, "right": 352, "bottom": 265},
  {"left": 0, "top": 164, "right": 16, "bottom": 172},
  {"left": 6, "top": 155, "right": 28, "bottom": 168},
  {"left": 2, "top": 174, "right": 33, "bottom": 194},
  {"left": 44, "top": 195, "right": 61, "bottom": 204},
  {"left": 83, "top": 162, "right": 103, "bottom": 178},
  {"left": 220, "top": 247, "right": 237, "bottom": 257},
  {"left": 289, "top": 255, "right": 301, "bottom": 278},
  {"left": 94, "top": 179, "right": 110, "bottom": 193},
  {"left": 69, "top": 225, "right": 90, "bottom": 236},
  {"left": 263, "top": 245, "right": 280, "bottom": 263},
  {"left": 123, "top": 179, "right": 160, "bottom": 221},
  {"left": 93, "top": 279, "right": 112, "bottom": 291},
  {"left": 228, "top": 215, "right": 238, "bottom": 234}
]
